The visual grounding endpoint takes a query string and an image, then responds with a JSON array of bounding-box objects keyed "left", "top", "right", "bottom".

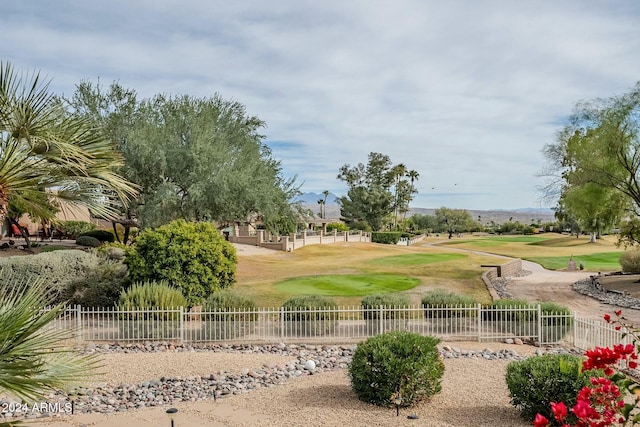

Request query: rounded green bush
[
  {"left": 361, "top": 294, "right": 411, "bottom": 319},
  {"left": 421, "top": 290, "right": 478, "bottom": 318},
  {"left": 539, "top": 302, "right": 573, "bottom": 343},
  {"left": 63, "top": 259, "right": 130, "bottom": 307},
  {"left": 362, "top": 294, "right": 411, "bottom": 335},
  {"left": 124, "top": 219, "right": 237, "bottom": 305},
  {"left": 506, "top": 354, "right": 597, "bottom": 424},
  {"left": 75, "top": 235, "right": 101, "bottom": 247},
  {"left": 281, "top": 295, "right": 338, "bottom": 336},
  {"left": 349, "top": 331, "right": 444, "bottom": 407},
  {"left": 58, "top": 220, "right": 96, "bottom": 239},
  {"left": 620, "top": 248, "right": 640, "bottom": 273},
  {"left": 80, "top": 229, "right": 115, "bottom": 243},
  {"left": 482, "top": 299, "right": 535, "bottom": 321},
  {"left": 201, "top": 290, "right": 258, "bottom": 340}
]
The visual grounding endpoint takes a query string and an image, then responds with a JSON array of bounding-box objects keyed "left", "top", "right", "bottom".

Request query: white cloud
[{"left": 4, "top": 0, "right": 640, "bottom": 209}]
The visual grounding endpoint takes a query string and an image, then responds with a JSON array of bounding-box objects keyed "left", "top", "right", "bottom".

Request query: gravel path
[{"left": 17, "top": 342, "right": 548, "bottom": 427}]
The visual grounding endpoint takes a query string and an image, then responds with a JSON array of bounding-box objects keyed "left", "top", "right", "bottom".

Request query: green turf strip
[
  {"left": 368, "top": 253, "right": 466, "bottom": 266},
  {"left": 274, "top": 274, "right": 420, "bottom": 296}
]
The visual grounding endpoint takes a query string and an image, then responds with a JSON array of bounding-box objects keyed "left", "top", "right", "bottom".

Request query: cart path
[{"left": 425, "top": 242, "right": 640, "bottom": 325}]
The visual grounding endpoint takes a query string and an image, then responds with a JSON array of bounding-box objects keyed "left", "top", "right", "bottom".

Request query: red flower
[
  {"left": 615, "top": 310, "right": 622, "bottom": 317},
  {"left": 604, "top": 313, "right": 611, "bottom": 323},
  {"left": 551, "top": 402, "right": 568, "bottom": 422},
  {"left": 533, "top": 413, "right": 549, "bottom": 427}
]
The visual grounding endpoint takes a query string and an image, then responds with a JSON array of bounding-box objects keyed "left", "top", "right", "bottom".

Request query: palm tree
[
  {"left": 0, "top": 272, "right": 98, "bottom": 407},
  {"left": 322, "top": 190, "right": 329, "bottom": 219},
  {"left": 401, "top": 170, "right": 420, "bottom": 229},
  {"left": 317, "top": 198, "right": 324, "bottom": 218},
  {"left": 0, "top": 62, "right": 137, "bottom": 237},
  {"left": 391, "top": 164, "right": 407, "bottom": 229}
]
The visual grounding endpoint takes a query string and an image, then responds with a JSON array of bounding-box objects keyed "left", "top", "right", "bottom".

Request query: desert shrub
[
  {"left": 80, "top": 229, "right": 115, "bottom": 243},
  {"left": 349, "top": 331, "right": 444, "bottom": 407},
  {"left": 362, "top": 294, "right": 411, "bottom": 318},
  {"left": 125, "top": 219, "right": 237, "bottom": 305},
  {"left": 63, "top": 259, "right": 130, "bottom": 307},
  {"left": 0, "top": 250, "right": 100, "bottom": 303},
  {"left": 482, "top": 299, "right": 536, "bottom": 321},
  {"left": 200, "top": 291, "right": 258, "bottom": 340},
  {"left": 118, "top": 280, "right": 186, "bottom": 310},
  {"left": 326, "top": 222, "right": 349, "bottom": 232},
  {"left": 96, "top": 242, "right": 128, "bottom": 261},
  {"left": 75, "top": 235, "right": 101, "bottom": 247},
  {"left": 620, "top": 248, "right": 640, "bottom": 273},
  {"left": 362, "top": 294, "right": 411, "bottom": 335},
  {"left": 539, "top": 302, "right": 573, "bottom": 343},
  {"left": 371, "top": 232, "right": 402, "bottom": 244},
  {"left": 58, "top": 221, "right": 96, "bottom": 239},
  {"left": 506, "top": 354, "right": 598, "bottom": 424},
  {"left": 117, "top": 280, "right": 186, "bottom": 339},
  {"left": 281, "top": 295, "right": 338, "bottom": 336},
  {"left": 421, "top": 290, "right": 478, "bottom": 318}
]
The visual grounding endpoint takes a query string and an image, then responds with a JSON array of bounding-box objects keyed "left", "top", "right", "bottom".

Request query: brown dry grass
[
  {"left": 436, "top": 233, "right": 621, "bottom": 259},
  {"left": 235, "top": 242, "right": 500, "bottom": 307}
]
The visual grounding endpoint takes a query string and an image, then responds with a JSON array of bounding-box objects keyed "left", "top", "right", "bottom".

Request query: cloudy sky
[{"left": 4, "top": 1, "right": 640, "bottom": 210}]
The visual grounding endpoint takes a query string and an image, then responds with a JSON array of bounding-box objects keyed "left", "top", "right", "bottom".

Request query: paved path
[{"left": 505, "top": 260, "right": 640, "bottom": 325}]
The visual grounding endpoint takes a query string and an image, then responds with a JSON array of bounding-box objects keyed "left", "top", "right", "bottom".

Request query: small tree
[{"left": 125, "top": 219, "right": 237, "bottom": 305}]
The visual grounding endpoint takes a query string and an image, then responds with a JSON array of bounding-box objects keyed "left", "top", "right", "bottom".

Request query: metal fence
[{"left": 43, "top": 304, "right": 625, "bottom": 349}]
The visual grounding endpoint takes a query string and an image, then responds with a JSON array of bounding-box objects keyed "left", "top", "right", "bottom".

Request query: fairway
[
  {"left": 527, "top": 251, "right": 622, "bottom": 271},
  {"left": 368, "top": 253, "right": 466, "bottom": 266},
  {"left": 274, "top": 274, "right": 420, "bottom": 296},
  {"left": 434, "top": 233, "right": 622, "bottom": 271}
]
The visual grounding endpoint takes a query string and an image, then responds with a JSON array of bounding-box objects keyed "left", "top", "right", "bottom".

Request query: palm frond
[{"left": 0, "top": 271, "right": 100, "bottom": 403}]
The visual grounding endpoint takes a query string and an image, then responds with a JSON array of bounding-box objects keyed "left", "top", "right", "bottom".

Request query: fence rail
[{"left": 46, "top": 304, "right": 627, "bottom": 350}]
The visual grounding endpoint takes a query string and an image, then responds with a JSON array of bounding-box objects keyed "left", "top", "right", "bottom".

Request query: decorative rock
[{"left": 304, "top": 360, "right": 316, "bottom": 371}]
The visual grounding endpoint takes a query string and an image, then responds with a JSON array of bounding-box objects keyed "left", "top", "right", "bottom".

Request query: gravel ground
[{"left": 25, "top": 342, "right": 539, "bottom": 427}]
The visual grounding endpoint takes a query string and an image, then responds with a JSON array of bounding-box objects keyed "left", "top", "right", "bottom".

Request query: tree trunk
[
  {"left": 112, "top": 221, "right": 121, "bottom": 243},
  {"left": 589, "top": 232, "right": 597, "bottom": 243},
  {"left": 8, "top": 217, "right": 31, "bottom": 248}
]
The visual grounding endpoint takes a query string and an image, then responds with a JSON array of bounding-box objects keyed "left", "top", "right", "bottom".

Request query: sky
[{"left": 4, "top": 1, "right": 640, "bottom": 210}]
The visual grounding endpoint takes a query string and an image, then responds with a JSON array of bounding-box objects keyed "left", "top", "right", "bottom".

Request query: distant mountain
[
  {"left": 296, "top": 193, "right": 556, "bottom": 224},
  {"left": 408, "top": 208, "right": 555, "bottom": 224},
  {"left": 294, "top": 192, "right": 340, "bottom": 205}
]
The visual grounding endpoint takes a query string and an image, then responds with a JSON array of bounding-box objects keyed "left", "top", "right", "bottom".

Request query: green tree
[
  {"left": 0, "top": 273, "right": 97, "bottom": 406},
  {"left": 125, "top": 219, "right": 237, "bottom": 305},
  {"left": 407, "top": 213, "right": 438, "bottom": 233},
  {"left": 560, "top": 183, "right": 627, "bottom": 242},
  {"left": 70, "top": 82, "right": 303, "bottom": 236},
  {"left": 541, "top": 83, "right": 640, "bottom": 244},
  {"left": 434, "top": 207, "right": 474, "bottom": 239},
  {"left": 0, "top": 63, "right": 137, "bottom": 236},
  {"left": 337, "top": 152, "right": 417, "bottom": 231}
]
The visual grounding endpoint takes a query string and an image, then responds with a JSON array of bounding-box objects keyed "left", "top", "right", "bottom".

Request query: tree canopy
[
  {"left": 70, "top": 81, "right": 303, "bottom": 236},
  {"left": 434, "top": 207, "right": 475, "bottom": 239},
  {"left": 541, "top": 82, "right": 640, "bottom": 244},
  {"left": 337, "top": 152, "right": 418, "bottom": 231}
]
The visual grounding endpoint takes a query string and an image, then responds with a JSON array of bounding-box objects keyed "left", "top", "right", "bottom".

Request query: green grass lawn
[
  {"left": 526, "top": 251, "right": 622, "bottom": 271},
  {"left": 368, "top": 253, "right": 466, "bottom": 266},
  {"left": 274, "top": 274, "right": 420, "bottom": 296}
]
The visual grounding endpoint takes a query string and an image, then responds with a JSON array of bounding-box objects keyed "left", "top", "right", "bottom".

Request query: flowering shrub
[{"left": 534, "top": 310, "right": 640, "bottom": 427}]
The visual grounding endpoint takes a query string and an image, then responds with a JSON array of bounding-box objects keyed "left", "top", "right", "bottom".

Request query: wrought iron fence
[{"left": 44, "top": 304, "right": 618, "bottom": 348}]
